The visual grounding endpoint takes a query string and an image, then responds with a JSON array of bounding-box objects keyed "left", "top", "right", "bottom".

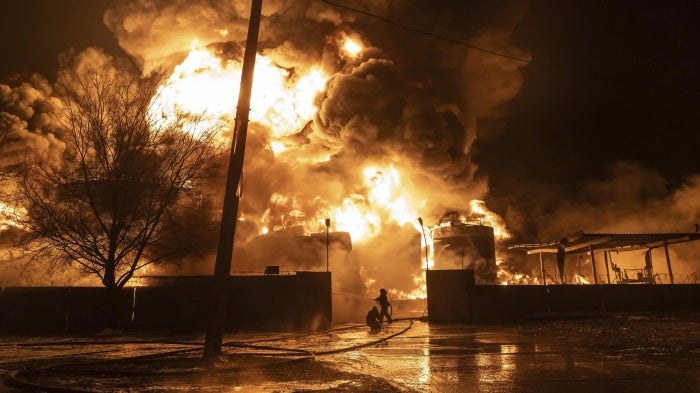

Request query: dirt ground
[{"left": 515, "top": 310, "right": 700, "bottom": 362}]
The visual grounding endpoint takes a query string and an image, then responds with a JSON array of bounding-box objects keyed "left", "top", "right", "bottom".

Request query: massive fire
[
  {"left": 0, "top": 30, "right": 519, "bottom": 295},
  {"left": 144, "top": 40, "right": 518, "bottom": 296}
]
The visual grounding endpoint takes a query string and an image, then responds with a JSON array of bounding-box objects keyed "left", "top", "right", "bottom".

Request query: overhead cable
[{"left": 320, "top": 0, "right": 532, "bottom": 63}]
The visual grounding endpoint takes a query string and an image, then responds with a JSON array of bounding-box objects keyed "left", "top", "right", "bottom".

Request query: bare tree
[{"left": 16, "top": 62, "right": 221, "bottom": 288}]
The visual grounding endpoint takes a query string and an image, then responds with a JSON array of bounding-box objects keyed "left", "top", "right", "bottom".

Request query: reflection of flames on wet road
[{"left": 5, "top": 314, "right": 696, "bottom": 392}]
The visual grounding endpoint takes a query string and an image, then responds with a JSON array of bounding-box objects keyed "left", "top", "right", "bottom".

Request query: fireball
[
  {"left": 149, "top": 46, "right": 327, "bottom": 140},
  {"left": 342, "top": 37, "right": 363, "bottom": 58},
  {"left": 323, "top": 165, "right": 422, "bottom": 243}
]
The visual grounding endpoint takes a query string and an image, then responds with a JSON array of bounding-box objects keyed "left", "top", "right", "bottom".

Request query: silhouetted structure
[
  {"left": 426, "top": 269, "right": 700, "bottom": 323},
  {"left": 511, "top": 231, "right": 700, "bottom": 285},
  {"left": 432, "top": 224, "right": 497, "bottom": 283},
  {"left": 0, "top": 272, "right": 331, "bottom": 334}
]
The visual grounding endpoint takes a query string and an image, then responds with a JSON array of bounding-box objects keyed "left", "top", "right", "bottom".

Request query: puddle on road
[{"left": 5, "top": 318, "right": 695, "bottom": 392}]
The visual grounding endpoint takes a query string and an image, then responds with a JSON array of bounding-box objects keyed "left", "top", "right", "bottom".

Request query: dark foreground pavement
[{"left": 0, "top": 310, "right": 698, "bottom": 392}]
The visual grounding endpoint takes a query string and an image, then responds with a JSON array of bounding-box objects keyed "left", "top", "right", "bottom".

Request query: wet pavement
[{"left": 1, "top": 312, "right": 698, "bottom": 392}]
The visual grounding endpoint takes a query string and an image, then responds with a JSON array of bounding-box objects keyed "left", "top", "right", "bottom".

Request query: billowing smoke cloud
[
  {"left": 0, "top": 76, "right": 65, "bottom": 172},
  {"left": 2, "top": 1, "right": 532, "bottom": 303},
  {"left": 0, "top": 78, "right": 69, "bottom": 286},
  {"left": 103, "top": 0, "right": 341, "bottom": 73},
  {"left": 526, "top": 162, "right": 700, "bottom": 237},
  {"left": 501, "top": 161, "right": 700, "bottom": 283}
]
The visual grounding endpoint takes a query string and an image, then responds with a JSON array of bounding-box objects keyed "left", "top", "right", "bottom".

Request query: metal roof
[{"left": 509, "top": 231, "right": 700, "bottom": 255}]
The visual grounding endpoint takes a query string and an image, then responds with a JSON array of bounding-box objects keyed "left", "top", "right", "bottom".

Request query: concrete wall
[
  {"left": 427, "top": 269, "right": 700, "bottom": 323},
  {"left": 0, "top": 287, "right": 134, "bottom": 333},
  {"left": 426, "top": 269, "right": 474, "bottom": 322},
  {"left": 0, "top": 272, "right": 331, "bottom": 334}
]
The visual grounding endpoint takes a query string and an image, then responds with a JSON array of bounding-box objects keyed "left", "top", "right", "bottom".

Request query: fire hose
[{"left": 4, "top": 319, "right": 418, "bottom": 393}]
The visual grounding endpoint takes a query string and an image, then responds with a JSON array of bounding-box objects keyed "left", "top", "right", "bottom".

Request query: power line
[
  {"left": 320, "top": 0, "right": 532, "bottom": 63},
  {"left": 319, "top": 0, "right": 695, "bottom": 94}
]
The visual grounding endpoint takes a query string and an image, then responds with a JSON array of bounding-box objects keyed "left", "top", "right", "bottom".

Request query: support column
[
  {"left": 539, "top": 252, "right": 547, "bottom": 285},
  {"left": 604, "top": 251, "right": 611, "bottom": 284},
  {"left": 590, "top": 246, "right": 606, "bottom": 312},
  {"left": 589, "top": 245, "right": 598, "bottom": 284},
  {"left": 644, "top": 249, "right": 655, "bottom": 284},
  {"left": 664, "top": 242, "right": 675, "bottom": 284}
]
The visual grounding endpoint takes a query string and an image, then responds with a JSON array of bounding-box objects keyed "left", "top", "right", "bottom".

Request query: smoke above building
[{"left": 10, "top": 1, "right": 690, "bottom": 296}]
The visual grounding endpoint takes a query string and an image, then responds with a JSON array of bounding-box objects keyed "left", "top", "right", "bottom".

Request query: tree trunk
[{"left": 104, "top": 262, "right": 116, "bottom": 288}]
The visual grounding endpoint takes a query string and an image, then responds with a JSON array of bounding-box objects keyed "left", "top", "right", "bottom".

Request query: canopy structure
[
  {"left": 511, "top": 231, "right": 700, "bottom": 255},
  {"left": 510, "top": 231, "right": 700, "bottom": 285}
]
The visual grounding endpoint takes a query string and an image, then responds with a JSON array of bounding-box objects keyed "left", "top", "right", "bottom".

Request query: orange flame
[
  {"left": 149, "top": 46, "right": 328, "bottom": 140},
  {"left": 323, "top": 165, "right": 421, "bottom": 243},
  {"left": 0, "top": 202, "right": 25, "bottom": 231},
  {"left": 469, "top": 199, "right": 511, "bottom": 240},
  {"left": 342, "top": 37, "right": 363, "bottom": 58}
]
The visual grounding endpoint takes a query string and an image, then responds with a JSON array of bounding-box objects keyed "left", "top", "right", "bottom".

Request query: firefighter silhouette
[
  {"left": 366, "top": 306, "right": 381, "bottom": 332},
  {"left": 375, "top": 288, "right": 392, "bottom": 324}
]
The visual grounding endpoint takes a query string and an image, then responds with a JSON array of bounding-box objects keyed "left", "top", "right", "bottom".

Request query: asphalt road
[{"left": 1, "top": 311, "right": 698, "bottom": 392}]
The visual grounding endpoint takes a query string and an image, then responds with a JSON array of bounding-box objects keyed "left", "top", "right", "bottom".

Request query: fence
[
  {"left": 0, "top": 272, "right": 331, "bottom": 334},
  {"left": 427, "top": 269, "right": 700, "bottom": 323}
]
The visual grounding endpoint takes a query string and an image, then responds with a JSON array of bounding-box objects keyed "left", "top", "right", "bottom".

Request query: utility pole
[{"left": 204, "top": 0, "right": 263, "bottom": 360}]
